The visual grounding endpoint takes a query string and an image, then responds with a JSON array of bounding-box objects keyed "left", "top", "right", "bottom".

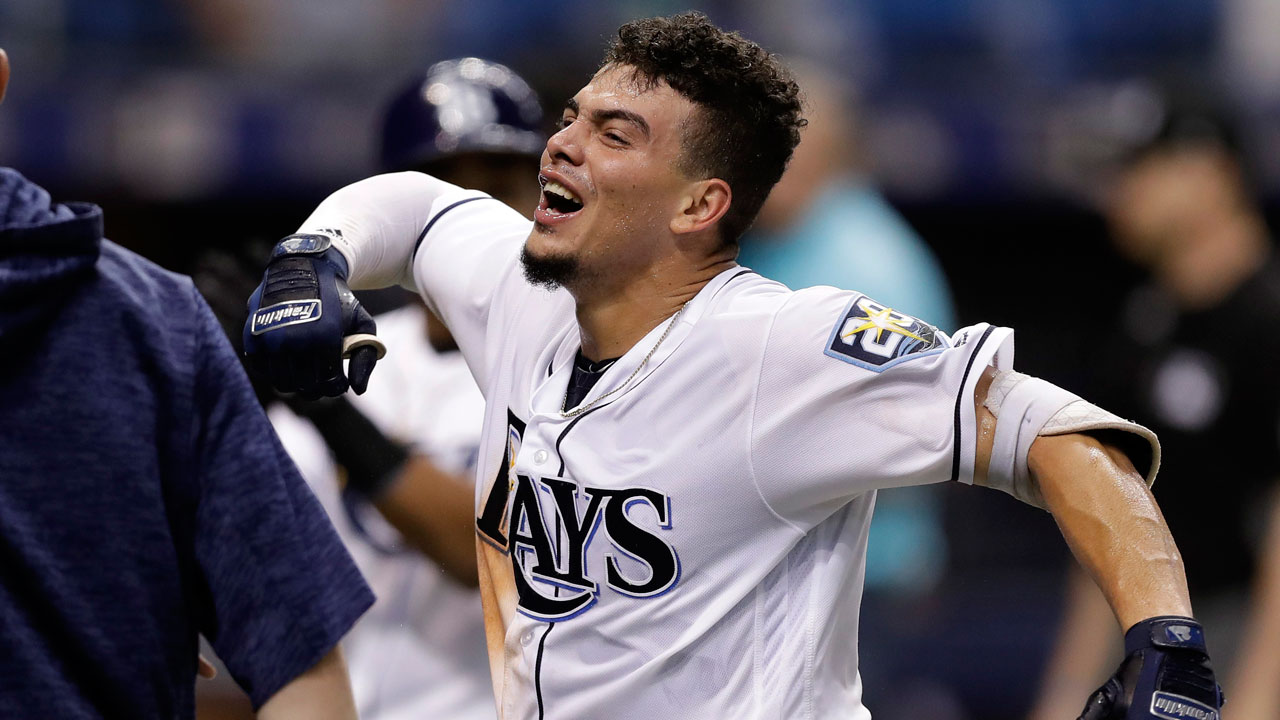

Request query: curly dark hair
[{"left": 603, "top": 12, "right": 806, "bottom": 245}]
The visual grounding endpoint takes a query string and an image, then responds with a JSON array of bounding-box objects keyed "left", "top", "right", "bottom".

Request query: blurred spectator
[
  {"left": 742, "top": 61, "right": 954, "bottom": 326},
  {"left": 195, "top": 57, "right": 545, "bottom": 720},
  {"left": 1029, "top": 91, "right": 1280, "bottom": 720},
  {"left": 737, "top": 59, "right": 959, "bottom": 720},
  {"left": 0, "top": 48, "right": 371, "bottom": 720}
]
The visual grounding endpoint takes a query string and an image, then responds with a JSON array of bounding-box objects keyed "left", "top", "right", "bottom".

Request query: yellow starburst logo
[{"left": 841, "top": 305, "right": 926, "bottom": 344}]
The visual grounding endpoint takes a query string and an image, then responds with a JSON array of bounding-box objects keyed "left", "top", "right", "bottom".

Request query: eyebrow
[{"left": 565, "top": 97, "right": 651, "bottom": 139}]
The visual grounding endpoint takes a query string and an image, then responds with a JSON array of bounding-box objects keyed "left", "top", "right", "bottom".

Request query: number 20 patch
[{"left": 824, "top": 295, "right": 948, "bottom": 371}]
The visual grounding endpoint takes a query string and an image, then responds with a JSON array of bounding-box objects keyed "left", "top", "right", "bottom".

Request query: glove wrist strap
[{"left": 1124, "top": 616, "right": 1207, "bottom": 656}]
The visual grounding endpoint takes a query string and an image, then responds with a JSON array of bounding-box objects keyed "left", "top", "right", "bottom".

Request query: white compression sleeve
[
  {"left": 295, "top": 171, "right": 462, "bottom": 290},
  {"left": 982, "top": 370, "right": 1161, "bottom": 509}
]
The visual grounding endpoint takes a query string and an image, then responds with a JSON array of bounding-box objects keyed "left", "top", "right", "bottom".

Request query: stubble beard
[{"left": 520, "top": 240, "right": 581, "bottom": 291}]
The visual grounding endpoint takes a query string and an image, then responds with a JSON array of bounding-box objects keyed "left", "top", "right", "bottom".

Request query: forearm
[
  {"left": 1032, "top": 432, "right": 1191, "bottom": 630},
  {"left": 257, "top": 647, "right": 357, "bottom": 720},
  {"left": 375, "top": 456, "right": 480, "bottom": 587},
  {"left": 974, "top": 367, "right": 1218, "bottom": 716},
  {"left": 297, "top": 171, "right": 459, "bottom": 290}
]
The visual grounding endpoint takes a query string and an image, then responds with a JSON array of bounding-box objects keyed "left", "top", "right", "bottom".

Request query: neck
[
  {"left": 574, "top": 252, "right": 737, "bottom": 361},
  {"left": 1153, "top": 210, "right": 1268, "bottom": 311}
]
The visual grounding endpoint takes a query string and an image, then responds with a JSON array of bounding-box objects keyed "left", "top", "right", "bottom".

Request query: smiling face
[{"left": 522, "top": 64, "right": 706, "bottom": 295}]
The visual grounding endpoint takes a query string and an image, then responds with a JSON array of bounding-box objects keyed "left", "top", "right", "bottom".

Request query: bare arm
[
  {"left": 1034, "top": 431, "right": 1190, "bottom": 626},
  {"left": 974, "top": 366, "right": 1192, "bottom": 629},
  {"left": 374, "top": 456, "right": 480, "bottom": 587},
  {"left": 1226, "top": 487, "right": 1280, "bottom": 717},
  {"left": 257, "top": 647, "right": 358, "bottom": 720}
]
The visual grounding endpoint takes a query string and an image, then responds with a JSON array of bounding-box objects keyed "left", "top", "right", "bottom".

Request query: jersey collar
[{"left": 529, "top": 265, "right": 750, "bottom": 420}]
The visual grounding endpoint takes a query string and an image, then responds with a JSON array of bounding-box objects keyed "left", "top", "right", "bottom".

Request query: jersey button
[
  {"left": 521, "top": 628, "right": 537, "bottom": 646},
  {"left": 533, "top": 449, "right": 549, "bottom": 465}
]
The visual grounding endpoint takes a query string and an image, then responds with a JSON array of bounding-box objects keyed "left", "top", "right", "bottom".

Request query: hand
[
  {"left": 1078, "top": 616, "right": 1222, "bottom": 720},
  {"left": 243, "top": 234, "right": 385, "bottom": 398}
]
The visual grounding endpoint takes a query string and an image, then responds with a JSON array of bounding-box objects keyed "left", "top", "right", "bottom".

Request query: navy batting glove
[
  {"left": 243, "top": 233, "right": 384, "bottom": 398},
  {"left": 1078, "top": 616, "right": 1222, "bottom": 720}
]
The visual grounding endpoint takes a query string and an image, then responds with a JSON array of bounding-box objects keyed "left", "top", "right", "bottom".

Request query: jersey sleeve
[
  {"left": 749, "top": 286, "right": 1013, "bottom": 530},
  {"left": 186, "top": 287, "right": 375, "bottom": 709},
  {"left": 409, "top": 190, "right": 532, "bottom": 388},
  {"left": 294, "top": 172, "right": 533, "bottom": 390}
]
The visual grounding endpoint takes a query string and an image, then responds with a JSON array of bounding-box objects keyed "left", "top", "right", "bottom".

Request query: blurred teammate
[
  {"left": 242, "top": 15, "right": 1221, "bottom": 719},
  {"left": 1031, "top": 93, "right": 1280, "bottom": 720},
  {"left": 265, "top": 58, "right": 543, "bottom": 720},
  {"left": 0, "top": 48, "right": 372, "bottom": 720}
]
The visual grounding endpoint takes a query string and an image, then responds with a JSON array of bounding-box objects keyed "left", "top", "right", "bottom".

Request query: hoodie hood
[{"left": 0, "top": 168, "right": 103, "bottom": 344}]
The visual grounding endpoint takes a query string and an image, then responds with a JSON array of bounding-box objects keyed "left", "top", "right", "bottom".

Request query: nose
[{"left": 544, "top": 119, "right": 585, "bottom": 167}]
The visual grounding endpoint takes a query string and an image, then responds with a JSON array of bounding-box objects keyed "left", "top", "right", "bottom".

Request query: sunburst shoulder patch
[{"left": 824, "top": 294, "right": 949, "bottom": 371}]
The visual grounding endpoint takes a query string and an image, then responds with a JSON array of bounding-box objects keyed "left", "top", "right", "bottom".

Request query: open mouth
[{"left": 539, "top": 179, "right": 585, "bottom": 216}]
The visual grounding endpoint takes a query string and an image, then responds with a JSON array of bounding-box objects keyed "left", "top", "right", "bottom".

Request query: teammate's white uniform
[
  {"left": 269, "top": 304, "right": 495, "bottom": 720},
  {"left": 304, "top": 175, "right": 1017, "bottom": 720}
]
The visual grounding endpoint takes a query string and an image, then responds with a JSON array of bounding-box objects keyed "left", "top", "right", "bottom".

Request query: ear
[{"left": 670, "top": 178, "right": 731, "bottom": 237}]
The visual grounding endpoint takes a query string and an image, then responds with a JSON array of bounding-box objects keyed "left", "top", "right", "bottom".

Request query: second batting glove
[{"left": 1078, "top": 616, "right": 1222, "bottom": 720}]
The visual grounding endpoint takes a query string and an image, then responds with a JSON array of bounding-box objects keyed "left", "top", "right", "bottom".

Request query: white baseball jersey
[
  {"left": 269, "top": 304, "right": 495, "bottom": 720},
  {"left": 307, "top": 178, "right": 1015, "bottom": 720}
]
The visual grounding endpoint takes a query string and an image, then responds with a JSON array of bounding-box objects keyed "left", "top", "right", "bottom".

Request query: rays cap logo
[
  {"left": 251, "top": 299, "right": 323, "bottom": 335},
  {"left": 825, "top": 295, "right": 948, "bottom": 371},
  {"left": 1150, "top": 691, "right": 1218, "bottom": 720}
]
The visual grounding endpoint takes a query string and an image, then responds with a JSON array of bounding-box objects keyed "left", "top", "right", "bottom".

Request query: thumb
[
  {"left": 347, "top": 345, "right": 379, "bottom": 395},
  {"left": 1077, "top": 680, "right": 1121, "bottom": 720}
]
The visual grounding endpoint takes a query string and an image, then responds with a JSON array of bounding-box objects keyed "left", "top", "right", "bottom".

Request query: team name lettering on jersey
[
  {"left": 250, "top": 300, "right": 322, "bottom": 334},
  {"left": 824, "top": 294, "right": 947, "bottom": 371},
  {"left": 476, "top": 411, "right": 680, "bottom": 621}
]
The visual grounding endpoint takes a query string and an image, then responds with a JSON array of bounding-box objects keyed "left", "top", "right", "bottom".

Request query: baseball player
[
  {"left": 264, "top": 58, "right": 544, "bottom": 720},
  {"left": 243, "top": 13, "right": 1222, "bottom": 720}
]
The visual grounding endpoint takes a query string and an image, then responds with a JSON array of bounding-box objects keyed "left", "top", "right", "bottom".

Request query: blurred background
[
  {"left": 5, "top": 1, "right": 1277, "bottom": 360},
  {"left": 4, "top": 2, "right": 1278, "bottom": 719}
]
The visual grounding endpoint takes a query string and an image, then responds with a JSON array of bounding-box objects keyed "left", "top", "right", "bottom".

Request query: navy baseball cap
[{"left": 379, "top": 57, "right": 545, "bottom": 172}]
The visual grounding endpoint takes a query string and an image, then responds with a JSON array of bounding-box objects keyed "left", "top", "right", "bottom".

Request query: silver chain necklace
[{"left": 560, "top": 303, "right": 689, "bottom": 418}]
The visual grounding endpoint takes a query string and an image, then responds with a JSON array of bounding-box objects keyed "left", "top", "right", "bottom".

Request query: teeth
[{"left": 543, "top": 180, "right": 581, "bottom": 205}]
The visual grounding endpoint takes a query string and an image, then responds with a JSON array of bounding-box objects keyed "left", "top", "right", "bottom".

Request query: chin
[
  {"left": 523, "top": 227, "right": 555, "bottom": 260},
  {"left": 520, "top": 242, "right": 580, "bottom": 291},
  {"left": 525, "top": 222, "right": 580, "bottom": 258}
]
